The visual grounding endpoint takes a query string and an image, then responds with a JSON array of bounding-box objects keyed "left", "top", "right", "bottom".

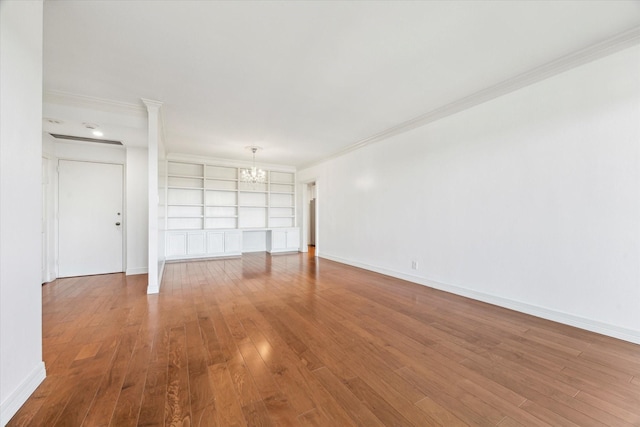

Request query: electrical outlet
[{"left": 411, "top": 260, "right": 418, "bottom": 270}]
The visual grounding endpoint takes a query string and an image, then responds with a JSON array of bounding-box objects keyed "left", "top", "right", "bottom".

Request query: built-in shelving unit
[
  {"left": 268, "top": 171, "right": 295, "bottom": 228},
  {"left": 205, "top": 165, "right": 239, "bottom": 229},
  {"left": 167, "top": 162, "right": 205, "bottom": 230},
  {"left": 167, "top": 161, "right": 295, "bottom": 231},
  {"left": 165, "top": 160, "right": 298, "bottom": 260}
]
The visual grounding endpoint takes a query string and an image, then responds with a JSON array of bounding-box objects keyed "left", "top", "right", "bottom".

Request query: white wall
[
  {"left": 299, "top": 45, "right": 640, "bottom": 343},
  {"left": 0, "top": 1, "right": 46, "bottom": 424},
  {"left": 126, "top": 147, "right": 149, "bottom": 275}
]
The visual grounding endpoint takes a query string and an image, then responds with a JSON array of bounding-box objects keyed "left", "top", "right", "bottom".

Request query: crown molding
[
  {"left": 299, "top": 26, "right": 640, "bottom": 170},
  {"left": 44, "top": 90, "right": 147, "bottom": 116}
]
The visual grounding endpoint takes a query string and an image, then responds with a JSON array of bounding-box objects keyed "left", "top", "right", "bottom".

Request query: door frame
[
  {"left": 56, "top": 158, "right": 127, "bottom": 277},
  {"left": 300, "top": 178, "right": 319, "bottom": 257},
  {"left": 41, "top": 156, "right": 49, "bottom": 283},
  {"left": 42, "top": 153, "right": 57, "bottom": 283}
]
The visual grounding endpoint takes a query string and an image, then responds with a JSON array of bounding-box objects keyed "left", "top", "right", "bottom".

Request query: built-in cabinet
[
  {"left": 267, "top": 228, "right": 301, "bottom": 254},
  {"left": 166, "top": 229, "right": 242, "bottom": 260},
  {"left": 165, "top": 160, "right": 299, "bottom": 260}
]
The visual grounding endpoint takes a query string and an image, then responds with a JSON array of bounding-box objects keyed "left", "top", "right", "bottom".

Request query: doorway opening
[{"left": 306, "top": 181, "right": 318, "bottom": 258}]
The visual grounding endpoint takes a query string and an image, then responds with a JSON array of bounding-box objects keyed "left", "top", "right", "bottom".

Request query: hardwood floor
[{"left": 8, "top": 252, "right": 640, "bottom": 426}]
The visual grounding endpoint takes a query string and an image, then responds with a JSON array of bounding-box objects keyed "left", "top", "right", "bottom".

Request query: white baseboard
[
  {"left": 320, "top": 254, "right": 640, "bottom": 345},
  {"left": 1, "top": 362, "right": 46, "bottom": 426},
  {"left": 42, "top": 272, "right": 56, "bottom": 284},
  {"left": 126, "top": 267, "right": 148, "bottom": 276}
]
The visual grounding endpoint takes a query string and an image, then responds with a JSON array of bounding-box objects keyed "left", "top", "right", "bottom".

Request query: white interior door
[{"left": 58, "top": 160, "right": 123, "bottom": 277}]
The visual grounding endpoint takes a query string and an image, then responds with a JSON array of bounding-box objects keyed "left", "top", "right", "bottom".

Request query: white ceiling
[{"left": 43, "top": 0, "right": 640, "bottom": 167}]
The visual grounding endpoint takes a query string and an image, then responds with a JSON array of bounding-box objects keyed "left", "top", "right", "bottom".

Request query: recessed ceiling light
[
  {"left": 92, "top": 130, "right": 104, "bottom": 137},
  {"left": 44, "top": 118, "right": 63, "bottom": 125},
  {"left": 83, "top": 122, "right": 99, "bottom": 130}
]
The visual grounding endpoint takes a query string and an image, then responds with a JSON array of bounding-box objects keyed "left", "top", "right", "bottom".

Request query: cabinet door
[
  {"left": 206, "top": 232, "right": 225, "bottom": 254},
  {"left": 271, "top": 230, "right": 287, "bottom": 249},
  {"left": 286, "top": 229, "right": 300, "bottom": 249},
  {"left": 225, "top": 232, "right": 242, "bottom": 253},
  {"left": 187, "top": 232, "right": 206, "bottom": 255},
  {"left": 167, "top": 232, "right": 187, "bottom": 257}
]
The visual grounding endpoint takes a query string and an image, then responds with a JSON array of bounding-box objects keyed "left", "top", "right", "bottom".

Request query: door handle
[{"left": 115, "top": 222, "right": 121, "bottom": 226}]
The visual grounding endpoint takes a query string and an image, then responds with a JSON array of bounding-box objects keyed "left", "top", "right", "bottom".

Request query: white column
[{"left": 142, "top": 99, "right": 163, "bottom": 294}]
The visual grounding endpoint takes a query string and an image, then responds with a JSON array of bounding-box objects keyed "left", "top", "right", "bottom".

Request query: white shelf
[
  {"left": 205, "top": 177, "right": 238, "bottom": 182},
  {"left": 166, "top": 161, "right": 296, "bottom": 235},
  {"left": 167, "top": 174, "right": 200, "bottom": 181},
  {"left": 168, "top": 186, "right": 204, "bottom": 191}
]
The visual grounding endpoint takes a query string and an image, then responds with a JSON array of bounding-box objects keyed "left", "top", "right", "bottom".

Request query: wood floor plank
[
  {"left": 296, "top": 408, "right": 327, "bottom": 426},
  {"left": 207, "top": 297, "right": 238, "bottom": 365},
  {"left": 395, "top": 365, "right": 494, "bottom": 426},
  {"left": 81, "top": 333, "right": 137, "bottom": 426},
  {"left": 235, "top": 339, "right": 299, "bottom": 425},
  {"left": 164, "top": 326, "right": 192, "bottom": 427},
  {"left": 109, "top": 332, "right": 154, "bottom": 427},
  {"left": 54, "top": 336, "right": 121, "bottom": 426},
  {"left": 184, "top": 320, "right": 217, "bottom": 427},
  {"left": 265, "top": 300, "right": 358, "bottom": 381},
  {"left": 459, "top": 355, "right": 611, "bottom": 426},
  {"left": 208, "top": 363, "right": 247, "bottom": 426},
  {"left": 196, "top": 310, "right": 226, "bottom": 365},
  {"left": 413, "top": 396, "right": 468, "bottom": 427},
  {"left": 346, "top": 304, "right": 529, "bottom": 412},
  {"left": 518, "top": 399, "right": 582, "bottom": 427},
  {"left": 574, "top": 390, "right": 640, "bottom": 425},
  {"left": 251, "top": 300, "right": 325, "bottom": 371},
  {"left": 53, "top": 375, "right": 102, "bottom": 427},
  {"left": 455, "top": 379, "right": 550, "bottom": 427},
  {"left": 294, "top": 372, "right": 361, "bottom": 427},
  {"left": 226, "top": 345, "right": 263, "bottom": 409},
  {"left": 23, "top": 375, "right": 78, "bottom": 427},
  {"left": 238, "top": 316, "right": 316, "bottom": 415},
  {"left": 344, "top": 376, "right": 414, "bottom": 426},
  {"left": 497, "top": 416, "right": 527, "bottom": 427},
  {"left": 137, "top": 330, "right": 170, "bottom": 427},
  {"left": 241, "top": 400, "right": 274, "bottom": 427},
  {"left": 8, "top": 253, "right": 640, "bottom": 426},
  {"left": 311, "top": 367, "right": 385, "bottom": 427}
]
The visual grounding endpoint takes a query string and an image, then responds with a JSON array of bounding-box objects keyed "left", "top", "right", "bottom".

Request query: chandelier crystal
[{"left": 240, "top": 147, "right": 266, "bottom": 184}]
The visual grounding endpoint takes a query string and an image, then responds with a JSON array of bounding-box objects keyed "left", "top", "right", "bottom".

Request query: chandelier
[{"left": 240, "top": 146, "right": 266, "bottom": 184}]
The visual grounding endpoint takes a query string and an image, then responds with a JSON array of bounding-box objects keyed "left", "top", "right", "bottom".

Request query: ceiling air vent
[{"left": 49, "top": 133, "right": 123, "bottom": 146}]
